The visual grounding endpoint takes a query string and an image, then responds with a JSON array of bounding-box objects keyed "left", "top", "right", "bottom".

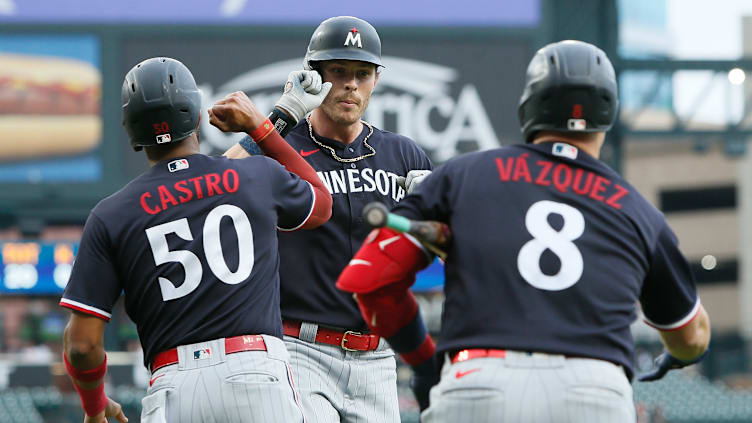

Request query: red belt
[
  {"left": 151, "top": 335, "right": 267, "bottom": 372},
  {"left": 451, "top": 349, "right": 507, "bottom": 363},
  {"left": 283, "top": 320, "right": 380, "bottom": 351}
]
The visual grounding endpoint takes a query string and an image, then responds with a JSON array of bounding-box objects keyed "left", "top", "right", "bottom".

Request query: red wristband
[
  {"left": 63, "top": 352, "right": 108, "bottom": 416},
  {"left": 75, "top": 379, "right": 108, "bottom": 416},
  {"left": 249, "top": 118, "right": 275, "bottom": 143}
]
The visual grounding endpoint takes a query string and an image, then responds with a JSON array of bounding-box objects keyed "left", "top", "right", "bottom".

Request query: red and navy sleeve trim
[
  {"left": 643, "top": 298, "right": 701, "bottom": 331},
  {"left": 59, "top": 298, "right": 112, "bottom": 322},
  {"left": 278, "top": 181, "right": 316, "bottom": 232}
]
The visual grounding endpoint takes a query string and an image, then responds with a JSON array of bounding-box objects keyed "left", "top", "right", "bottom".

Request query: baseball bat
[{"left": 362, "top": 202, "right": 451, "bottom": 259}]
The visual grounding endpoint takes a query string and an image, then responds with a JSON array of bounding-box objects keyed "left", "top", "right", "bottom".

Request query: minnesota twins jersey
[
  {"left": 269, "top": 121, "right": 431, "bottom": 330},
  {"left": 392, "top": 141, "right": 699, "bottom": 377},
  {"left": 60, "top": 154, "right": 315, "bottom": 367}
]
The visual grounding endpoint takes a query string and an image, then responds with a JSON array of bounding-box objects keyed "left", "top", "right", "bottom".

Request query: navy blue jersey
[
  {"left": 61, "top": 154, "right": 315, "bottom": 367},
  {"left": 264, "top": 121, "right": 431, "bottom": 330},
  {"left": 392, "top": 141, "right": 699, "bottom": 378}
]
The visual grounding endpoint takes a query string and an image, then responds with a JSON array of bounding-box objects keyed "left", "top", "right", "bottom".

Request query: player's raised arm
[
  {"left": 221, "top": 70, "right": 331, "bottom": 159},
  {"left": 210, "top": 82, "right": 332, "bottom": 229}
]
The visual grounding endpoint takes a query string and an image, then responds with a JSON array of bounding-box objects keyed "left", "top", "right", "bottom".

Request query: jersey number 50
[
  {"left": 517, "top": 200, "right": 584, "bottom": 291},
  {"left": 145, "top": 204, "right": 254, "bottom": 301}
]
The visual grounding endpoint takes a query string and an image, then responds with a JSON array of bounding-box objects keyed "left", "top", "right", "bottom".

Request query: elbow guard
[{"left": 336, "top": 227, "right": 432, "bottom": 295}]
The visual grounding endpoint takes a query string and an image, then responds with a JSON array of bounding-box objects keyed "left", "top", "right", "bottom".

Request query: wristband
[
  {"left": 63, "top": 352, "right": 108, "bottom": 416},
  {"left": 249, "top": 118, "right": 275, "bottom": 143},
  {"left": 268, "top": 107, "right": 298, "bottom": 138}
]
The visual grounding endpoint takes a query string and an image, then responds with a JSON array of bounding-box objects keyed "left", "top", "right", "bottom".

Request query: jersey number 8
[
  {"left": 145, "top": 204, "right": 254, "bottom": 301},
  {"left": 517, "top": 200, "right": 584, "bottom": 291}
]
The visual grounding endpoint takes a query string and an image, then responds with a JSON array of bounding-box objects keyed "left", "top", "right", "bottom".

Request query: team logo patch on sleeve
[
  {"left": 552, "top": 143, "right": 578, "bottom": 160},
  {"left": 168, "top": 159, "right": 189, "bottom": 172},
  {"left": 193, "top": 348, "right": 211, "bottom": 360}
]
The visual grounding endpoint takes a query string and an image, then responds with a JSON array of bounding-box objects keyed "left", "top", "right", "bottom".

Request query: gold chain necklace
[{"left": 306, "top": 116, "right": 376, "bottom": 163}]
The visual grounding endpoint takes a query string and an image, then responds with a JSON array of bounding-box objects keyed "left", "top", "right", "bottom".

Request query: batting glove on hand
[
  {"left": 275, "top": 70, "right": 333, "bottom": 122},
  {"left": 397, "top": 170, "right": 432, "bottom": 195},
  {"left": 637, "top": 349, "right": 709, "bottom": 382},
  {"left": 410, "top": 355, "right": 440, "bottom": 412}
]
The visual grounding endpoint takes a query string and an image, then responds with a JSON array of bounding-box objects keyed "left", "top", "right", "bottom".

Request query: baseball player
[
  {"left": 59, "top": 57, "right": 333, "bottom": 423},
  {"left": 337, "top": 40, "right": 711, "bottom": 422},
  {"left": 224, "top": 16, "right": 433, "bottom": 422}
]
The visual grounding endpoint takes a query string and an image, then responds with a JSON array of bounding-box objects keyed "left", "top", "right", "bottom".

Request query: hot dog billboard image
[{"left": 0, "top": 35, "right": 101, "bottom": 182}]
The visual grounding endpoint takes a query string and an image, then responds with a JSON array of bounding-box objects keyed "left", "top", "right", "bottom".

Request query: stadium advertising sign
[{"left": 122, "top": 37, "right": 531, "bottom": 166}]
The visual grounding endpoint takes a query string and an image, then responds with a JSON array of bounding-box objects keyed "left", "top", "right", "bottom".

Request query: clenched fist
[{"left": 209, "top": 91, "right": 267, "bottom": 134}]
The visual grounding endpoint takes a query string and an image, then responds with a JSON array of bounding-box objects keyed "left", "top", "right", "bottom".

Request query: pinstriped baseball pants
[
  {"left": 422, "top": 351, "right": 636, "bottom": 423},
  {"left": 140, "top": 335, "right": 304, "bottom": 423},
  {"left": 284, "top": 332, "right": 401, "bottom": 423}
]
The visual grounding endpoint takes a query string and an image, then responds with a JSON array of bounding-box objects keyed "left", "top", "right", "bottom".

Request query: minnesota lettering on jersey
[
  {"left": 316, "top": 168, "right": 406, "bottom": 202},
  {"left": 140, "top": 169, "right": 240, "bottom": 215},
  {"left": 495, "top": 153, "right": 630, "bottom": 209}
]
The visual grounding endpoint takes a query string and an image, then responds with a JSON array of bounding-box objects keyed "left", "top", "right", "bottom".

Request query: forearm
[
  {"left": 355, "top": 287, "right": 435, "bottom": 365},
  {"left": 63, "top": 315, "right": 109, "bottom": 416},
  {"left": 660, "top": 306, "right": 711, "bottom": 361}
]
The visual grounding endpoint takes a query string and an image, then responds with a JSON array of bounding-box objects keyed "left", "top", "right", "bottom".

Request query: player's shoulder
[
  {"left": 370, "top": 126, "right": 431, "bottom": 169},
  {"left": 371, "top": 126, "right": 423, "bottom": 150},
  {"left": 94, "top": 172, "right": 144, "bottom": 212}
]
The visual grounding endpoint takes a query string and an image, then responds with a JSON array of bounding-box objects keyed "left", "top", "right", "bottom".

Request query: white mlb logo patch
[
  {"left": 168, "top": 159, "right": 189, "bottom": 172},
  {"left": 567, "top": 119, "right": 587, "bottom": 131},
  {"left": 156, "top": 133, "right": 172, "bottom": 144},
  {"left": 552, "top": 143, "right": 578, "bottom": 160},
  {"left": 193, "top": 348, "right": 211, "bottom": 360}
]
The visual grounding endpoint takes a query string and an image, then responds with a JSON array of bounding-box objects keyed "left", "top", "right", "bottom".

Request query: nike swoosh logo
[
  {"left": 300, "top": 149, "right": 320, "bottom": 157},
  {"left": 378, "top": 236, "right": 401, "bottom": 250},
  {"left": 348, "top": 259, "right": 372, "bottom": 266},
  {"left": 455, "top": 368, "right": 481, "bottom": 379}
]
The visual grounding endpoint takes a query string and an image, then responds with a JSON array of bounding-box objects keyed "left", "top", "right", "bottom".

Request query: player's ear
[{"left": 374, "top": 66, "right": 380, "bottom": 86}]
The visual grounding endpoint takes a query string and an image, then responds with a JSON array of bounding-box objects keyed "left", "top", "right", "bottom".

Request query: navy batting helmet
[
  {"left": 518, "top": 40, "right": 618, "bottom": 143},
  {"left": 122, "top": 57, "right": 202, "bottom": 151},
  {"left": 304, "top": 16, "right": 383, "bottom": 70}
]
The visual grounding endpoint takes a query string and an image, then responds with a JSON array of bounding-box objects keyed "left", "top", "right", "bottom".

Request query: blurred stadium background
[{"left": 0, "top": 0, "right": 751, "bottom": 421}]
